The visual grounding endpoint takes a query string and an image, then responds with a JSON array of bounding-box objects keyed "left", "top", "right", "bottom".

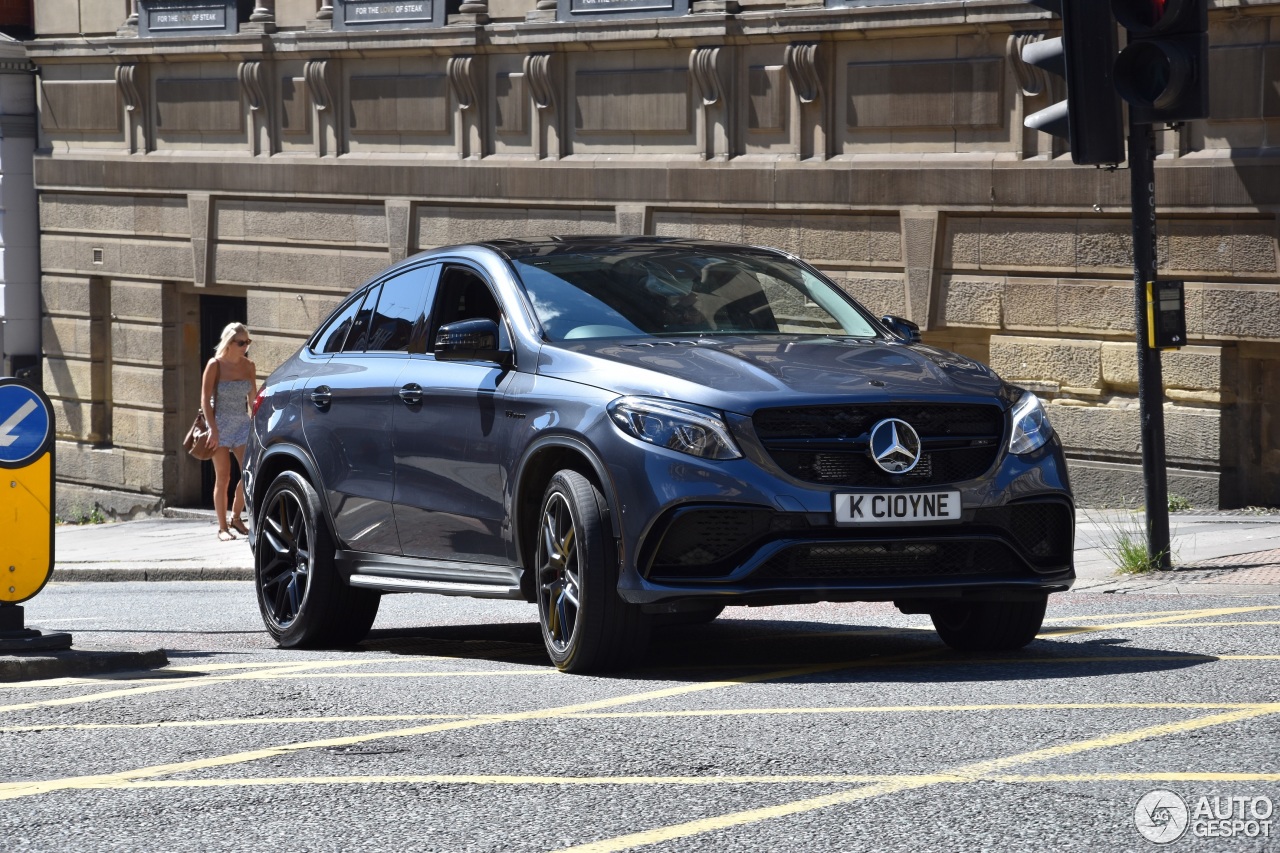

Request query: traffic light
[
  {"left": 1112, "top": 0, "right": 1209, "bottom": 124},
  {"left": 1021, "top": 0, "right": 1125, "bottom": 166}
]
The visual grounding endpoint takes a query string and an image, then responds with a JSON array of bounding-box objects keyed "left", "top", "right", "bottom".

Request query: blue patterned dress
[{"left": 213, "top": 378, "right": 252, "bottom": 448}]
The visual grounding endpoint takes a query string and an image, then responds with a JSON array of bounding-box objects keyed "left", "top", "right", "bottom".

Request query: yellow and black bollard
[{"left": 0, "top": 376, "right": 70, "bottom": 652}]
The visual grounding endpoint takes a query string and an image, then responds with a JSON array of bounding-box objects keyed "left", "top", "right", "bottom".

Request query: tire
[
  {"left": 534, "top": 470, "right": 650, "bottom": 673},
  {"left": 254, "top": 470, "right": 380, "bottom": 648},
  {"left": 930, "top": 597, "right": 1047, "bottom": 653}
]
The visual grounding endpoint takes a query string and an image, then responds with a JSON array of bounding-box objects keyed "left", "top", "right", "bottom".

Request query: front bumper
[{"left": 597, "top": 426, "right": 1075, "bottom": 608}]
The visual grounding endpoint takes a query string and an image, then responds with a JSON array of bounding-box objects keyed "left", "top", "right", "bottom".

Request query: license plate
[{"left": 834, "top": 491, "right": 961, "bottom": 524}]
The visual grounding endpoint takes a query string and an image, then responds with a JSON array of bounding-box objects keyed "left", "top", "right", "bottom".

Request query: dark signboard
[
  {"left": 138, "top": 0, "right": 248, "bottom": 36},
  {"left": 333, "top": 0, "right": 444, "bottom": 30},
  {"left": 557, "top": 0, "right": 687, "bottom": 21}
]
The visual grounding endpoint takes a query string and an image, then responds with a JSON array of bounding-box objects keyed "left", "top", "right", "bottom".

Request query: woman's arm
[
  {"left": 245, "top": 360, "right": 259, "bottom": 413},
  {"left": 200, "top": 358, "right": 220, "bottom": 448}
]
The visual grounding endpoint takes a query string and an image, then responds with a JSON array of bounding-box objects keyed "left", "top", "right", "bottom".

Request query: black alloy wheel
[
  {"left": 254, "top": 470, "right": 380, "bottom": 648},
  {"left": 930, "top": 597, "right": 1047, "bottom": 652},
  {"left": 535, "top": 470, "right": 649, "bottom": 673}
]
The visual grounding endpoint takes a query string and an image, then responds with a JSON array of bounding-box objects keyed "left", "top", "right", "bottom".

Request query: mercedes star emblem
[{"left": 869, "top": 418, "right": 922, "bottom": 474}]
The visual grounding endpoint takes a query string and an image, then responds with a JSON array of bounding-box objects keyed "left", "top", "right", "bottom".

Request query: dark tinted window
[
  {"left": 316, "top": 292, "right": 364, "bottom": 354},
  {"left": 367, "top": 268, "right": 430, "bottom": 352},
  {"left": 343, "top": 282, "right": 382, "bottom": 353},
  {"left": 429, "top": 267, "right": 502, "bottom": 340}
]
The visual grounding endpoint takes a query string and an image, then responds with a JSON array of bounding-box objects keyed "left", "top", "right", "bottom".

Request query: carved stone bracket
[
  {"left": 524, "top": 54, "right": 554, "bottom": 110},
  {"left": 116, "top": 63, "right": 142, "bottom": 113},
  {"left": 189, "top": 194, "right": 213, "bottom": 288},
  {"left": 1007, "top": 33, "right": 1048, "bottom": 97},
  {"left": 902, "top": 213, "right": 940, "bottom": 331},
  {"left": 690, "top": 47, "right": 722, "bottom": 107},
  {"left": 305, "top": 60, "right": 332, "bottom": 111},
  {"left": 116, "top": 62, "right": 147, "bottom": 153},
  {"left": 448, "top": 56, "right": 477, "bottom": 110},
  {"left": 784, "top": 42, "right": 822, "bottom": 105},
  {"left": 239, "top": 62, "right": 266, "bottom": 112}
]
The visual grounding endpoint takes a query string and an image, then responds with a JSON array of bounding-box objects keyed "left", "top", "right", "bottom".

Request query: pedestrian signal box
[{"left": 1147, "top": 280, "right": 1187, "bottom": 350}]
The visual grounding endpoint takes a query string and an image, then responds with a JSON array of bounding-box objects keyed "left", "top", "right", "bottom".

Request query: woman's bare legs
[
  {"left": 213, "top": 446, "right": 235, "bottom": 540},
  {"left": 229, "top": 445, "right": 249, "bottom": 535}
]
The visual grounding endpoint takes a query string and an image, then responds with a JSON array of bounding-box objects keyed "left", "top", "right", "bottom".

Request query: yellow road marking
[
  {"left": 1041, "top": 606, "right": 1280, "bottom": 639},
  {"left": 990, "top": 773, "right": 1280, "bottom": 783},
  {"left": 0, "top": 660, "right": 403, "bottom": 713},
  {"left": 568, "top": 701, "right": 1274, "bottom": 719},
  {"left": 0, "top": 660, "right": 402, "bottom": 690},
  {"left": 557, "top": 704, "right": 1280, "bottom": 853},
  {"left": 37, "top": 769, "right": 1278, "bottom": 792},
  {"left": 0, "top": 714, "right": 468, "bottom": 733},
  {"left": 1043, "top": 605, "right": 1280, "bottom": 624},
  {"left": 8, "top": 701, "right": 1269, "bottom": 733},
  {"left": 0, "top": 651, "right": 939, "bottom": 801},
  {"left": 1082, "top": 621, "right": 1280, "bottom": 628}
]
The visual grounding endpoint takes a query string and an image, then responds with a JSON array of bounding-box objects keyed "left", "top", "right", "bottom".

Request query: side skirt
[{"left": 335, "top": 550, "right": 525, "bottom": 599}]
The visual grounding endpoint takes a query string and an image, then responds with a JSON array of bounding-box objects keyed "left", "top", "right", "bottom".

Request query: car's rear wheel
[
  {"left": 535, "top": 470, "right": 649, "bottom": 673},
  {"left": 254, "top": 470, "right": 380, "bottom": 648},
  {"left": 930, "top": 597, "right": 1047, "bottom": 652}
]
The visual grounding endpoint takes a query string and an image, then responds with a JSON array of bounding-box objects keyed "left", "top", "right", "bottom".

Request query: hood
[{"left": 536, "top": 336, "right": 1007, "bottom": 413}]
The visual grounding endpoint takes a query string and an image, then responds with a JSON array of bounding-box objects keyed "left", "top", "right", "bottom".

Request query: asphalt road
[{"left": 5, "top": 583, "right": 1280, "bottom": 852}]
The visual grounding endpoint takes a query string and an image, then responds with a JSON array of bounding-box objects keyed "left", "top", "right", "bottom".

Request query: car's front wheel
[
  {"left": 535, "top": 470, "right": 650, "bottom": 673},
  {"left": 254, "top": 470, "right": 380, "bottom": 648},
  {"left": 930, "top": 597, "right": 1047, "bottom": 652}
]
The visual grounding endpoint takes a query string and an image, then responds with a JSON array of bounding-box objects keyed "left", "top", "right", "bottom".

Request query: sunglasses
[{"left": 233, "top": 339, "right": 252, "bottom": 347}]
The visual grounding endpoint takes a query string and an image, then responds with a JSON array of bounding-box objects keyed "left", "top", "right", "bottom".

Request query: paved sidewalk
[
  {"left": 1073, "top": 509, "right": 1280, "bottom": 594},
  {"left": 44, "top": 508, "right": 1280, "bottom": 593}
]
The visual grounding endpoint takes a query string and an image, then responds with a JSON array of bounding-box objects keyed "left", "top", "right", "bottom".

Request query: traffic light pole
[{"left": 1126, "top": 117, "right": 1173, "bottom": 570}]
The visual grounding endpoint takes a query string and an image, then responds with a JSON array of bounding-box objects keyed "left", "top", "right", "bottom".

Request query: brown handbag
[
  {"left": 184, "top": 360, "right": 218, "bottom": 461},
  {"left": 183, "top": 410, "right": 216, "bottom": 461}
]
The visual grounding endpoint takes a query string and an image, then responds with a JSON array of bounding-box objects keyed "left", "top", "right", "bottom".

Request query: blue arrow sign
[{"left": 0, "top": 382, "right": 51, "bottom": 466}]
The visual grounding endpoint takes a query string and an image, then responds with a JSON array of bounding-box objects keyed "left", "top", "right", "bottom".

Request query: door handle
[
  {"left": 310, "top": 386, "right": 332, "bottom": 407},
  {"left": 398, "top": 383, "right": 424, "bottom": 406}
]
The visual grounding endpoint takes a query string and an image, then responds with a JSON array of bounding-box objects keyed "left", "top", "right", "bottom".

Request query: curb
[
  {"left": 52, "top": 567, "right": 254, "bottom": 582},
  {"left": 0, "top": 647, "right": 169, "bottom": 682}
]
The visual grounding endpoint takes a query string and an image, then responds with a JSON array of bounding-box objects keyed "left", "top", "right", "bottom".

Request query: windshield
[{"left": 510, "top": 246, "right": 880, "bottom": 342}]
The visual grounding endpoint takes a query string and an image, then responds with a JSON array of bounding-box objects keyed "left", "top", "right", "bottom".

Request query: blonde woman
[{"left": 201, "top": 323, "right": 258, "bottom": 541}]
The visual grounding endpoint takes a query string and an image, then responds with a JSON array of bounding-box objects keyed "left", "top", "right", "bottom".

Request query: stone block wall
[{"left": 26, "top": 1, "right": 1280, "bottom": 512}]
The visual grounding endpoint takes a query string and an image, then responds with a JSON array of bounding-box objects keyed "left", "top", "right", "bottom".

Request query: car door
[
  {"left": 392, "top": 263, "right": 516, "bottom": 564},
  {"left": 301, "top": 267, "right": 431, "bottom": 554}
]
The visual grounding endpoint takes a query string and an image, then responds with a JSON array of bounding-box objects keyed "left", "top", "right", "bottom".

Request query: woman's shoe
[
  {"left": 230, "top": 518, "right": 249, "bottom": 536},
  {"left": 217, "top": 528, "right": 236, "bottom": 542}
]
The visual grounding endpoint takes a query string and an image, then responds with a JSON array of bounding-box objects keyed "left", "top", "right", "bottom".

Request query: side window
[
  {"left": 342, "top": 282, "right": 382, "bottom": 353},
  {"left": 430, "top": 266, "right": 502, "bottom": 343},
  {"left": 315, "top": 291, "right": 365, "bottom": 354},
  {"left": 366, "top": 267, "right": 431, "bottom": 353}
]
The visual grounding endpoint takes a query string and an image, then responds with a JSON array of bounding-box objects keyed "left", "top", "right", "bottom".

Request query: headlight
[
  {"left": 607, "top": 397, "right": 742, "bottom": 460},
  {"left": 1009, "top": 390, "right": 1054, "bottom": 455}
]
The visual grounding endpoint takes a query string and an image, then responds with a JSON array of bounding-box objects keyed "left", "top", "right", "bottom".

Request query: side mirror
[
  {"left": 881, "top": 315, "right": 922, "bottom": 344},
  {"left": 434, "top": 318, "right": 511, "bottom": 365}
]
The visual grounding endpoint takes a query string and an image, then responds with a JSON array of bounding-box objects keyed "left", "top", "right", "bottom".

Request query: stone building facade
[{"left": 26, "top": 0, "right": 1280, "bottom": 515}]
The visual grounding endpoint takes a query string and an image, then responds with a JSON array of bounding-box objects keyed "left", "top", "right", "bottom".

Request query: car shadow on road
[{"left": 358, "top": 617, "right": 1217, "bottom": 683}]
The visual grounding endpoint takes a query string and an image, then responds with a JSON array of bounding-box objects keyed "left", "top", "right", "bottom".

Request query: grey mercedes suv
[{"left": 243, "top": 238, "right": 1074, "bottom": 672}]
